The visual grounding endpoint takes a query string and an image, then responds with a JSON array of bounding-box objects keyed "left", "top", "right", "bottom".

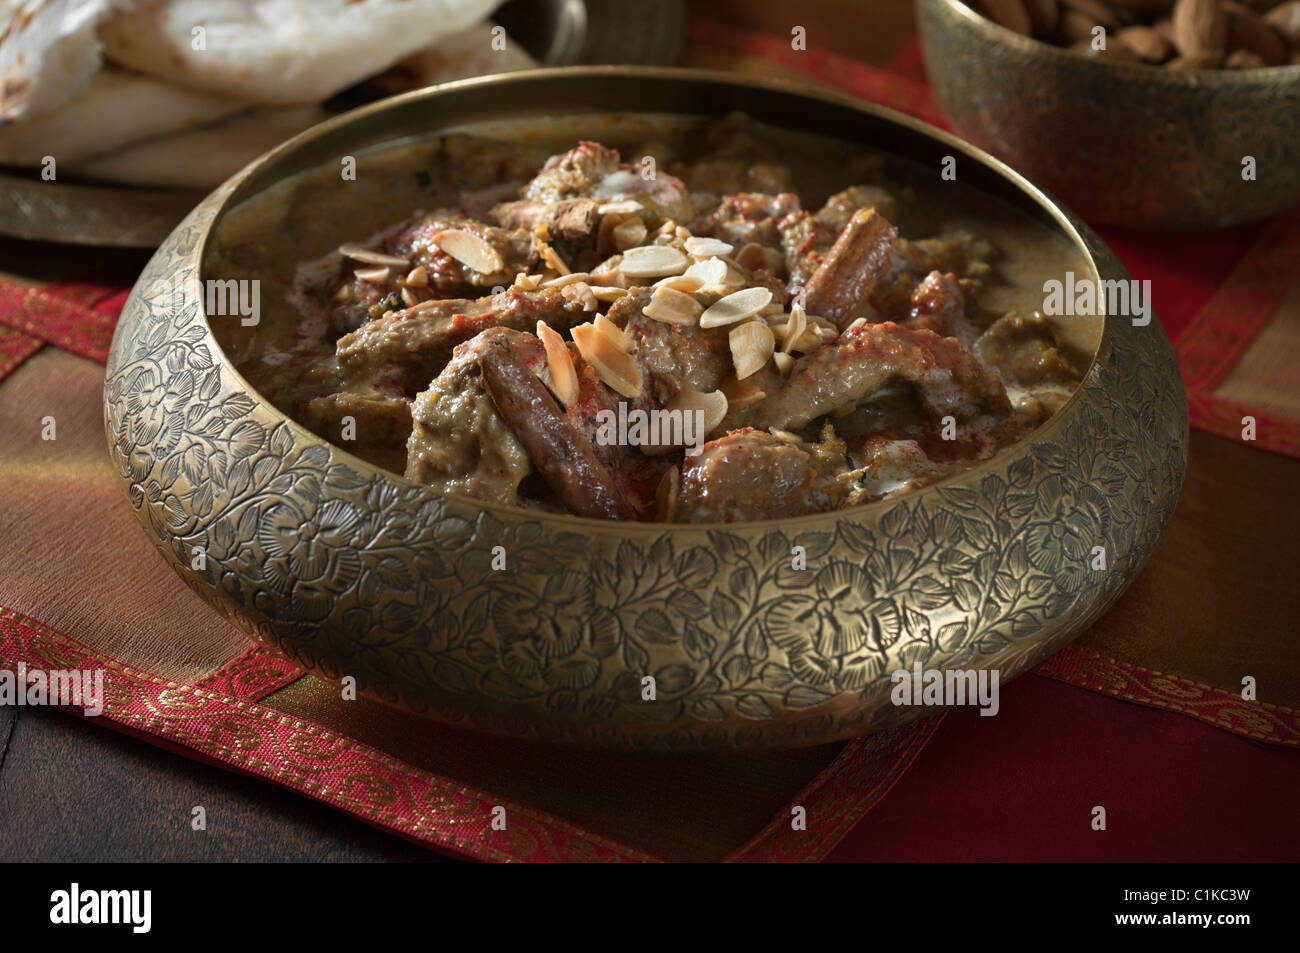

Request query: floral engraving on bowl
[{"left": 105, "top": 205, "right": 1186, "bottom": 749}]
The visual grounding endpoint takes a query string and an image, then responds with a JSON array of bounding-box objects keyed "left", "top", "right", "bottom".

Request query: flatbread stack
[{"left": 0, "top": 0, "right": 537, "bottom": 188}]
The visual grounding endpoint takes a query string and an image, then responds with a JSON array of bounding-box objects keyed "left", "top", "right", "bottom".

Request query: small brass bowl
[
  {"left": 104, "top": 68, "right": 1187, "bottom": 749},
  {"left": 917, "top": 0, "right": 1300, "bottom": 228}
]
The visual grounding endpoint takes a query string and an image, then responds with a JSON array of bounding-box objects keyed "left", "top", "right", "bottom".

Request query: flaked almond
[
  {"left": 595, "top": 312, "right": 634, "bottom": 352},
  {"left": 536, "top": 321, "right": 579, "bottom": 407},
  {"left": 684, "top": 236, "right": 734, "bottom": 258},
  {"left": 981, "top": 0, "right": 1033, "bottom": 34},
  {"left": 645, "top": 285, "right": 704, "bottom": 326},
  {"left": 612, "top": 216, "right": 648, "bottom": 251},
  {"left": 642, "top": 386, "right": 729, "bottom": 455},
  {"left": 597, "top": 199, "right": 643, "bottom": 215},
  {"left": 619, "top": 244, "right": 688, "bottom": 278},
  {"left": 700, "top": 286, "right": 773, "bottom": 329},
  {"left": 591, "top": 285, "right": 631, "bottom": 303},
  {"left": 772, "top": 352, "right": 795, "bottom": 375},
  {"left": 654, "top": 274, "right": 704, "bottom": 293},
  {"left": 542, "top": 271, "right": 592, "bottom": 288},
  {"left": 539, "top": 242, "right": 571, "bottom": 275},
  {"left": 1223, "top": 1, "right": 1286, "bottom": 64},
  {"left": 721, "top": 374, "right": 766, "bottom": 409},
  {"left": 354, "top": 266, "right": 390, "bottom": 283},
  {"left": 1172, "top": 0, "right": 1226, "bottom": 55},
  {"left": 433, "top": 230, "right": 504, "bottom": 275},
  {"left": 334, "top": 283, "right": 353, "bottom": 303},
  {"left": 781, "top": 302, "right": 807, "bottom": 353},
  {"left": 339, "top": 244, "right": 409, "bottom": 267},
  {"left": 571, "top": 322, "right": 643, "bottom": 397},
  {"left": 561, "top": 281, "right": 599, "bottom": 312},
  {"left": 682, "top": 256, "right": 729, "bottom": 291},
  {"left": 729, "top": 320, "right": 776, "bottom": 379},
  {"left": 400, "top": 287, "right": 419, "bottom": 307},
  {"left": 404, "top": 265, "right": 429, "bottom": 287},
  {"left": 513, "top": 271, "right": 543, "bottom": 291},
  {"left": 669, "top": 385, "right": 728, "bottom": 435}
]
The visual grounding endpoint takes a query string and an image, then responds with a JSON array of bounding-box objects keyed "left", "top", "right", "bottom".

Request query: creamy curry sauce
[{"left": 206, "top": 113, "right": 1100, "bottom": 523}]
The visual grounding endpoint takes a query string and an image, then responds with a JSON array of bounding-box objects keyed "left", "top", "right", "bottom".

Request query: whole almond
[
  {"left": 1224, "top": 48, "right": 1267, "bottom": 65},
  {"left": 1060, "top": 0, "right": 1122, "bottom": 29},
  {"left": 1070, "top": 35, "right": 1145, "bottom": 57},
  {"left": 981, "top": 0, "right": 1034, "bottom": 35},
  {"left": 1223, "top": 1, "right": 1287, "bottom": 63},
  {"left": 1117, "top": 23, "right": 1175, "bottom": 58},
  {"left": 1172, "top": 0, "right": 1227, "bottom": 56},
  {"left": 1024, "top": 0, "right": 1061, "bottom": 35},
  {"left": 1058, "top": 8, "right": 1105, "bottom": 41},
  {"left": 1165, "top": 50, "right": 1225, "bottom": 65},
  {"left": 1264, "top": 0, "right": 1300, "bottom": 48}
]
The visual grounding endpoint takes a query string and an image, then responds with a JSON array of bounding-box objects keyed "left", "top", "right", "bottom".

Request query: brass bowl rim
[
  {"left": 199, "top": 64, "right": 1111, "bottom": 533},
  {"left": 936, "top": 0, "right": 1300, "bottom": 83}
]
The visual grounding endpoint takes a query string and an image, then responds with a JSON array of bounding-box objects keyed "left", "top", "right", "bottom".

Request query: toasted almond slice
[
  {"left": 656, "top": 220, "right": 678, "bottom": 238},
  {"left": 562, "top": 281, "right": 599, "bottom": 313},
  {"left": 772, "top": 351, "right": 795, "bottom": 375},
  {"left": 644, "top": 285, "right": 704, "bottom": 326},
  {"left": 591, "top": 285, "right": 631, "bottom": 303},
  {"left": 537, "top": 320, "right": 579, "bottom": 407},
  {"left": 782, "top": 303, "right": 806, "bottom": 353},
  {"left": 619, "top": 244, "right": 688, "bottom": 278},
  {"left": 538, "top": 242, "right": 570, "bottom": 276},
  {"left": 404, "top": 265, "right": 429, "bottom": 287},
  {"left": 598, "top": 199, "right": 643, "bottom": 215},
  {"left": 334, "top": 283, "right": 353, "bottom": 303},
  {"left": 769, "top": 427, "right": 802, "bottom": 441},
  {"left": 641, "top": 386, "right": 729, "bottom": 456},
  {"left": 670, "top": 385, "right": 728, "bottom": 434},
  {"left": 571, "top": 323, "right": 643, "bottom": 397},
  {"left": 612, "top": 217, "right": 648, "bottom": 252},
  {"left": 355, "top": 266, "right": 390, "bottom": 283},
  {"left": 653, "top": 274, "right": 703, "bottom": 293},
  {"left": 339, "top": 244, "right": 409, "bottom": 267},
  {"left": 845, "top": 316, "right": 868, "bottom": 331},
  {"left": 685, "top": 236, "right": 735, "bottom": 259},
  {"left": 595, "top": 312, "right": 634, "bottom": 352},
  {"left": 700, "top": 286, "right": 774, "bottom": 329},
  {"left": 597, "top": 213, "right": 622, "bottom": 257},
  {"left": 400, "top": 287, "right": 419, "bottom": 307},
  {"left": 729, "top": 320, "right": 776, "bottom": 379},
  {"left": 513, "top": 272, "right": 543, "bottom": 291},
  {"left": 542, "top": 271, "right": 592, "bottom": 288},
  {"left": 433, "top": 230, "right": 504, "bottom": 275},
  {"left": 721, "top": 374, "right": 766, "bottom": 409},
  {"left": 682, "top": 257, "right": 728, "bottom": 292}
]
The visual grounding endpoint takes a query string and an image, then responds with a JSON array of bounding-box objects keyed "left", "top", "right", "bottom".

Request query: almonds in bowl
[{"left": 971, "top": 0, "right": 1300, "bottom": 68}]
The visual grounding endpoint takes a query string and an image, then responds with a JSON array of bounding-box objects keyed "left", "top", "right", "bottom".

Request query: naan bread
[
  {"left": 69, "top": 104, "right": 323, "bottom": 187},
  {"left": 0, "top": 0, "right": 115, "bottom": 121},
  {"left": 0, "top": 66, "right": 248, "bottom": 164},
  {"left": 379, "top": 21, "right": 538, "bottom": 89},
  {"left": 98, "top": 0, "right": 502, "bottom": 104}
]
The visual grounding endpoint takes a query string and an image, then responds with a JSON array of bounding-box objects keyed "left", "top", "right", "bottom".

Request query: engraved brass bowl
[
  {"left": 104, "top": 68, "right": 1187, "bottom": 749},
  {"left": 917, "top": 0, "right": 1300, "bottom": 228}
]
